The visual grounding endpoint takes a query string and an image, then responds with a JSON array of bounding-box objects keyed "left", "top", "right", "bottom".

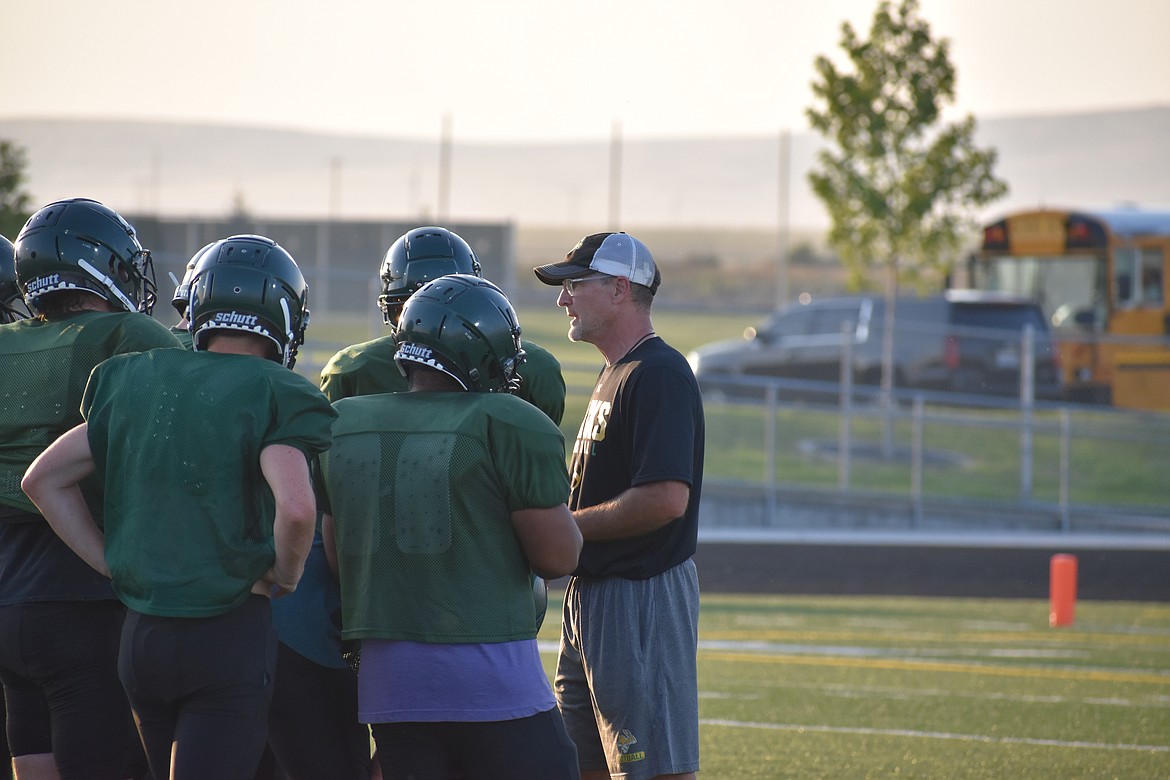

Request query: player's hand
[{"left": 254, "top": 565, "right": 300, "bottom": 599}]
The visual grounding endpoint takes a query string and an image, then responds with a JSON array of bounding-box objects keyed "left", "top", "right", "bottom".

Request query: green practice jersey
[
  {"left": 0, "top": 311, "right": 182, "bottom": 514},
  {"left": 320, "top": 334, "right": 566, "bottom": 424},
  {"left": 322, "top": 390, "right": 568, "bottom": 643},
  {"left": 83, "top": 349, "right": 336, "bottom": 617}
]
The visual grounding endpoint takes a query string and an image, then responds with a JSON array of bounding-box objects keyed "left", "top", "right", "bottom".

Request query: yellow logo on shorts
[{"left": 616, "top": 729, "right": 645, "bottom": 763}]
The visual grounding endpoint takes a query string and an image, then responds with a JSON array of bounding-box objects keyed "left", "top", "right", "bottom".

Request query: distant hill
[{"left": 2, "top": 107, "right": 1168, "bottom": 235}]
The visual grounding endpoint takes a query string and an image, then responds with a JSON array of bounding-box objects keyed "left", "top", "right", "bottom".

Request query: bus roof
[{"left": 1083, "top": 207, "right": 1170, "bottom": 238}]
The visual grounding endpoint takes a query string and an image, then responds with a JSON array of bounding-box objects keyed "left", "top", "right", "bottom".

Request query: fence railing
[{"left": 697, "top": 373, "right": 1170, "bottom": 537}]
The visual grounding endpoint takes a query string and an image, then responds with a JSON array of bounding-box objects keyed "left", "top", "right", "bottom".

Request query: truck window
[{"left": 950, "top": 304, "right": 1046, "bottom": 331}]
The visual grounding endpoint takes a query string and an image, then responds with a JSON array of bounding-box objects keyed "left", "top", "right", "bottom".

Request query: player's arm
[
  {"left": 321, "top": 511, "right": 339, "bottom": 578},
  {"left": 572, "top": 479, "right": 690, "bottom": 542},
  {"left": 511, "top": 504, "right": 582, "bottom": 579},
  {"left": 21, "top": 423, "right": 110, "bottom": 578},
  {"left": 257, "top": 444, "right": 317, "bottom": 597}
]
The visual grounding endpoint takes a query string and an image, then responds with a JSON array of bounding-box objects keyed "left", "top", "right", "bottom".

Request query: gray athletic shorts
[{"left": 554, "top": 559, "right": 700, "bottom": 779}]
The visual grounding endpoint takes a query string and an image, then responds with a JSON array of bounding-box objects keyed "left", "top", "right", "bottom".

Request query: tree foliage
[
  {"left": 0, "top": 140, "right": 34, "bottom": 240},
  {"left": 806, "top": 0, "right": 1008, "bottom": 293}
]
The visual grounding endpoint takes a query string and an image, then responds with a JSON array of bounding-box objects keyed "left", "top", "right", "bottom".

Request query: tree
[
  {"left": 806, "top": 0, "right": 1008, "bottom": 294},
  {"left": 0, "top": 140, "right": 34, "bottom": 240},
  {"left": 806, "top": 0, "right": 1009, "bottom": 454}
]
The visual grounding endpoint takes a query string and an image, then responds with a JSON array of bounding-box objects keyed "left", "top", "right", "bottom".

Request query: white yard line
[{"left": 699, "top": 719, "right": 1170, "bottom": 752}]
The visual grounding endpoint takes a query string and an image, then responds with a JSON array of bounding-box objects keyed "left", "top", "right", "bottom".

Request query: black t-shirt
[{"left": 568, "top": 336, "right": 705, "bottom": 579}]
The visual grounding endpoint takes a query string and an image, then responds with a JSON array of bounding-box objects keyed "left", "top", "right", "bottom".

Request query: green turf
[{"left": 538, "top": 592, "right": 1170, "bottom": 779}]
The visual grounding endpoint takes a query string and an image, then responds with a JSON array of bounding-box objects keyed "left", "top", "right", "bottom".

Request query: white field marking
[
  {"left": 960, "top": 620, "right": 1032, "bottom": 631},
  {"left": 699, "top": 691, "right": 761, "bottom": 700},
  {"left": 698, "top": 639, "right": 1087, "bottom": 662},
  {"left": 1083, "top": 624, "right": 1170, "bottom": 637},
  {"left": 818, "top": 687, "right": 1169, "bottom": 710},
  {"left": 844, "top": 617, "right": 913, "bottom": 630},
  {"left": 914, "top": 647, "right": 1088, "bottom": 660},
  {"left": 700, "top": 640, "right": 893, "bottom": 657},
  {"left": 700, "top": 649, "right": 1170, "bottom": 686},
  {"left": 710, "top": 680, "right": 1170, "bottom": 710},
  {"left": 1085, "top": 697, "right": 1146, "bottom": 707},
  {"left": 698, "top": 719, "right": 1170, "bottom": 753},
  {"left": 981, "top": 648, "right": 1087, "bottom": 658},
  {"left": 734, "top": 614, "right": 801, "bottom": 627}
]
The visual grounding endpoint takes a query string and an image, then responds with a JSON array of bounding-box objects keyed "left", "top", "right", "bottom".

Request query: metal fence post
[
  {"left": 911, "top": 396, "right": 924, "bottom": 528},
  {"left": 1060, "top": 408, "right": 1071, "bottom": 532},
  {"left": 1020, "top": 324, "right": 1035, "bottom": 501},
  {"left": 765, "top": 384, "right": 778, "bottom": 526},
  {"left": 839, "top": 321, "right": 854, "bottom": 491}
]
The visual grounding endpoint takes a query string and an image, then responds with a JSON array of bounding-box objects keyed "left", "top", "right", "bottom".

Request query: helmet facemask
[{"left": 171, "top": 243, "right": 214, "bottom": 318}]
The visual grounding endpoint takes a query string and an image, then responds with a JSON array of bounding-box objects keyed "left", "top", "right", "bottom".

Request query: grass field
[
  {"left": 538, "top": 591, "right": 1170, "bottom": 779},
  {"left": 302, "top": 306, "right": 1170, "bottom": 776}
]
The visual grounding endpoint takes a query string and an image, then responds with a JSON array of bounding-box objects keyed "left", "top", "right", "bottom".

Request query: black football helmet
[
  {"left": 377, "top": 226, "right": 482, "bottom": 327},
  {"left": 393, "top": 273, "right": 525, "bottom": 393},
  {"left": 186, "top": 235, "right": 309, "bottom": 368},
  {"left": 14, "top": 198, "right": 157, "bottom": 315}
]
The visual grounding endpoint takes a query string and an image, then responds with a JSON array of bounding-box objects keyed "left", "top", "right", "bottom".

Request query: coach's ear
[{"left": 611, "top": 275, "right": 631, "bottom": 300}]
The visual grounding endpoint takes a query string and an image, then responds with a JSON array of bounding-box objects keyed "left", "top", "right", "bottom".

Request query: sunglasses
[{"left": 562, "top": 274, "right": 613, "bottom": 296}]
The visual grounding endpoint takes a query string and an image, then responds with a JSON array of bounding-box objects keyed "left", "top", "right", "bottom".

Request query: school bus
[{"left": 965, "top": 207, "right": 1170, "bottom": 411}]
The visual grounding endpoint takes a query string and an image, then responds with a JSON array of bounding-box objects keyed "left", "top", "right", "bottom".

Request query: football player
[
  {"left": 318, "top": 224, "right": 563, "bottom": 630},
  {"left": 319, "top": 225, "right": 566, "bottom": 424},
  {"left": 1, "top": 198, "right": 180, "bottom": 779},
  {"left": 320, "top": 273, "right": 581, "bottom": 779},
  {"left": 22, "top": 234, "right": 335, "bottom": 779}
]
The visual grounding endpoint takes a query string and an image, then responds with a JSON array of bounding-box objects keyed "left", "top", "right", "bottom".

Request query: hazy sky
[{"left": 2, "top": 0, "right": 1168, "bottom": 143}]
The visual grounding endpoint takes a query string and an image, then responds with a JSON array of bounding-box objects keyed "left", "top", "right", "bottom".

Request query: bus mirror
[{"left": 1073, "top": 309, "right": 1097, "bottom": 330}]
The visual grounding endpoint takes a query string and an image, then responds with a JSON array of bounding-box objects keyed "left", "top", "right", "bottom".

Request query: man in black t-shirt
[{"left": 534, "top": 232, "right": 704, "bottom": 780}]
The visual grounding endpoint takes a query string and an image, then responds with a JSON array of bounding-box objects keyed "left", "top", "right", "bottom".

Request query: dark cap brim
[{"left": 533, "top": 261, "right": 587, "bottom": 286}]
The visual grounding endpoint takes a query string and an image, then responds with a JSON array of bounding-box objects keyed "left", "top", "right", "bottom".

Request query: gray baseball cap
[{"left": 533, "top": 232, "right": 660, "bottom": 295}]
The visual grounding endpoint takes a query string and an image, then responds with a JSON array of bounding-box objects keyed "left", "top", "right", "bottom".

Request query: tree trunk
[{"left": 880, "top": 260, "right": 899, "bottom": 458}]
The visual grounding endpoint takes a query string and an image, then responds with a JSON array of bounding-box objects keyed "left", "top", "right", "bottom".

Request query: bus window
[
  {"left": 975, "top": 255, "right": 1103, "bottom": 331},
  {"left": 1115, "top": 247, "right": 1165, "bottom": 307},
  {"left": 1115, "top": 248, "right": 1138, "bottom": 307},
  {"left": 1140, "top": 249, "right": 1164, "bottom": 305}
]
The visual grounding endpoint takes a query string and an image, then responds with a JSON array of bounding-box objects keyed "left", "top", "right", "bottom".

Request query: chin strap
[{"left": 77, "top": 259, "right": 136, "bottom": 312}]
